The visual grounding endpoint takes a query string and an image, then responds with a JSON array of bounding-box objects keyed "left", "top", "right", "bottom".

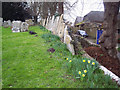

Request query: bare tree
[
  {"left": 58, "top": 2, "right": 64, "bottom": 15},
  {"left": 25, "top": 1, "right": 42, "bottom": 24},
  {"left": 99, "top": 2, "right": 120, "bottom": 59}
]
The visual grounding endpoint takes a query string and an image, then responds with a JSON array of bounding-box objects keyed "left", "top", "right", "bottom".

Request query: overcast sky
[{"left": 64, "top": 0, "right": 104, "bottom": 24}]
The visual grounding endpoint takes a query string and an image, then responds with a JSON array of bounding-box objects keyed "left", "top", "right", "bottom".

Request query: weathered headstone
[
  {"left": 42, "top": 19, "right": 46, "bottom": 27},
  {"left": 0, "top": 18, "right": 3, "bottom": 26},
  {"left": 25, "top": 19, "right": 34, "bottom": 26},
  {"left": 57, "top": 14, "right": 65, "bottom": 39},
  {"left": 65, "top": 35, "right": 75, "bottom": 55},
  {"left": 49, "top": 16, "right": 55, "bottom": 31},
  {"left": 12, "top": 21, "right": 21, "bottom": 32},
  {"left": 52, "top": 16, "right": 60, "bottom": 35},
  {"left": 47, "top": 17, "right": 52, "bottom": 30},
  {"left": 59, "top": 23, "right": 65, "bottom": 39},
  {"left": 3, "top": 21, "right": 9, "bottom": 28},
  {"left": 7, "top": 20, "right": 12, "bottom": 27},
  {"left": 45, "top": 17, "right": 49, "bottom": 29},
  {"left": 21, "top": 22, "right": 29, "bottom": 32}
]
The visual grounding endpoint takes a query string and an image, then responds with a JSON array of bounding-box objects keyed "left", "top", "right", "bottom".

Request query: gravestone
[
  {"left": 25, "top": 19, "right": 34, "bottom": 26},
  {"left": 21, "top": 22, "right": 29, "bottom": 32},
  {"left": 45, "top": 17, "right": 49, "bottom": 29},
  {"left": 3, "top": 21, "right": 9, "bottom": 28},
  {"left": 57, "top": 14, "right": 65, "bottom": 39},
  {"left": 42, "top": 19, "right": 46, "bottom": 27},
  {"left": 65, "top": 35, "right": 75, "bottom": 55},
  {"left": 52, "top": 16, "right": 60, "bottom": 35},
  {"left": 47, "top": 17, "right": 52, "bottom": 30},
  {"left": 0, "top": 18, "right": 3, "bottom": 26},
  {"left": 63, "top": 25, "right": 75, "bottom": 55},
  {"left": 7, "top": 20, "right": 12, "bottom": 27},
  {"left": 59, "top": 23, "right": 65, "bottom": 39},
  {"left": 64, "top": 25, "right": 69, "bottom": 43},
  {"left": 12, "top": 21, "right": 21, "bottom": 32},
  {"left": 49, "top": 16, "right": 55, "bottom": 31}
]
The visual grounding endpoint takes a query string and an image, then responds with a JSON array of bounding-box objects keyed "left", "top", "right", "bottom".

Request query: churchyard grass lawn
[{"left": 2, "top": 26, "right": 119, "bottom": 88}]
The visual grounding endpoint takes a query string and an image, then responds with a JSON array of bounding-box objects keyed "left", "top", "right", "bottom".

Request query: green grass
[{"left": 2, "top": 26, "right": 119, "bottom": 88}]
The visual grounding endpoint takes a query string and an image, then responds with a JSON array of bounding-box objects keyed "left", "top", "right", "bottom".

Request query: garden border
[{"left": 79, "top": 36, "right": 120, "bottom": 85}]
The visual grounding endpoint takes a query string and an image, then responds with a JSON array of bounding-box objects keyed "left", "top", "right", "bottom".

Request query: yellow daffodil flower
[
  {"left": 92, "top": 62, "right": 95, "bottom": 65},
  {"left": 69, "top": 60, "right": 72, "bottom": 62},
  {"left": 66, "top": 58, "right": 68, "bottom": 60},
  {"left": 82, "top": 74, "right": 85, "bottom": 77},
  {"left": 83, "top": 60, "right": 86, "bottom": 62},
  {"left": 78, "top": 71, "right": 81, "bottom": 74},
  {"left": 84, "top": 70, "right": 87, "bottom": 73},
  {"left": 88, "top": 60, "right": 90, "bottom": 63}
]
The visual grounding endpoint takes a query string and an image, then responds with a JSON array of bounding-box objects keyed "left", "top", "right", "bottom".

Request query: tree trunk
[
  {"left": 58, "top": 2, "right": 63, "bottom": 15},
  {"left": 99, "top": 2, "right": 119, "bottom": 59}
]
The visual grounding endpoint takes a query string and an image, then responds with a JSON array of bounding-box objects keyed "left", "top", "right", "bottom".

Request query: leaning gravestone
[
  {"left": 3, "top": 21, "right": 9, "bottom": 28},
  {"left": 57, "top": 14, "right": 65, "bottom": 39},
  {"left": 52, "top": 16, "right": 60, "bottom": 35},
  {"left": 65, "top": 35, "right": 75, "bottom": 55},
  {"left": 45, "top": 17, "right": 49, "bottom": 29},
  {"left": 25, "top": 19, "right": 34, "bottom": 26},
  {"left": 48, "top": 16, "right": 55, "bottom": 31},
  {"left": 12, "top": 21, "right": 21, "bottom": 32},
  {"left": 21, "top": 22, "right": 29, "bottom": 32},
  {"left": 64, "top": 25, "right": 68, "bottom": 43},
  {"left": 46, "top": 17, "right": 51, "bottom": 30},
  {"left": 42, "top": 19, "right": 46, "bottom": 27},
  {"left": 58, "top": 23, "right": 65, "bottom": 39},
  {"left": 64, "top": 25, "right": 75, "bottom": 55}
]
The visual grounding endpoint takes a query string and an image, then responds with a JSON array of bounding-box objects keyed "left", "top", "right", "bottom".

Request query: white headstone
[
  {"left": 42, "top": 19, "right": 46, "bottom": 26},
  {"left": 7, "top": 20, "right": 12, "bottom": 27},
  {"left": 48, "top": 16, "right": 55, "bottom": 31},
  {"left": 0, "top": 18, "right": 3, "bottom": 26},
  {"left": 21, "top": 22, "right": 29, "bottom": 32},
  {"left": 52, "top": 16, "right": 60, "bottom": 35},
  {"left": 12, "top": 21, "right": 21, "bottom": 32}
]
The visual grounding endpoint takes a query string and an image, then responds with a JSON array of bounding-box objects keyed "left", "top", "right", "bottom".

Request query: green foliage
[
  {"left": 2, "top": 26, "right": 119, "bottom": 88},
  {"left": 118, "top": 47, "right": 120, "bottom": 52},
  {"left": 41, "top": 33, "right": 60, "bottom": 42}
]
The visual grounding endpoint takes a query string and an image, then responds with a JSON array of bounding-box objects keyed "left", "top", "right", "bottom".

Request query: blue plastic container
[{"left": 96, "top": 30, "right": 103, "bottom": 44}]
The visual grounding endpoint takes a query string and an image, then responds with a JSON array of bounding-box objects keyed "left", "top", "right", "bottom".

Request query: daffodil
[
  {"left": 83, "top": 60, "right": 86, "bottom": 62},
  {"left": 82, "top": 74, "right": 85, "bottom": 77},
  {"left": 88, "top": 60, "right": 90, "bottom": 63},
  {"left": 69, "top": 60, "right": 72, "bottom": 62},
  {"left": 78, "top": 71, "right": 81, "bottom": 74},
  {"left": 92, "top": 62, "right": 95, "bottom": 65},
  {"left": 66, "top": 58, "right": 68, "bottom": 60},
  {"left": 84, "top": 70, "right": 87, "bottom": 73}
]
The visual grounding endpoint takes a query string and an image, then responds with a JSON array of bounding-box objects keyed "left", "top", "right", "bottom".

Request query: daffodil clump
[
  {"left": 65, "top": 57, "right": 99, "bottom": 81},
  {"left": 76, "top": 59, "right": 99, "bottom": 81},
  {"left": 66, "top": 58, "right": 72, "bottom": 63}
]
